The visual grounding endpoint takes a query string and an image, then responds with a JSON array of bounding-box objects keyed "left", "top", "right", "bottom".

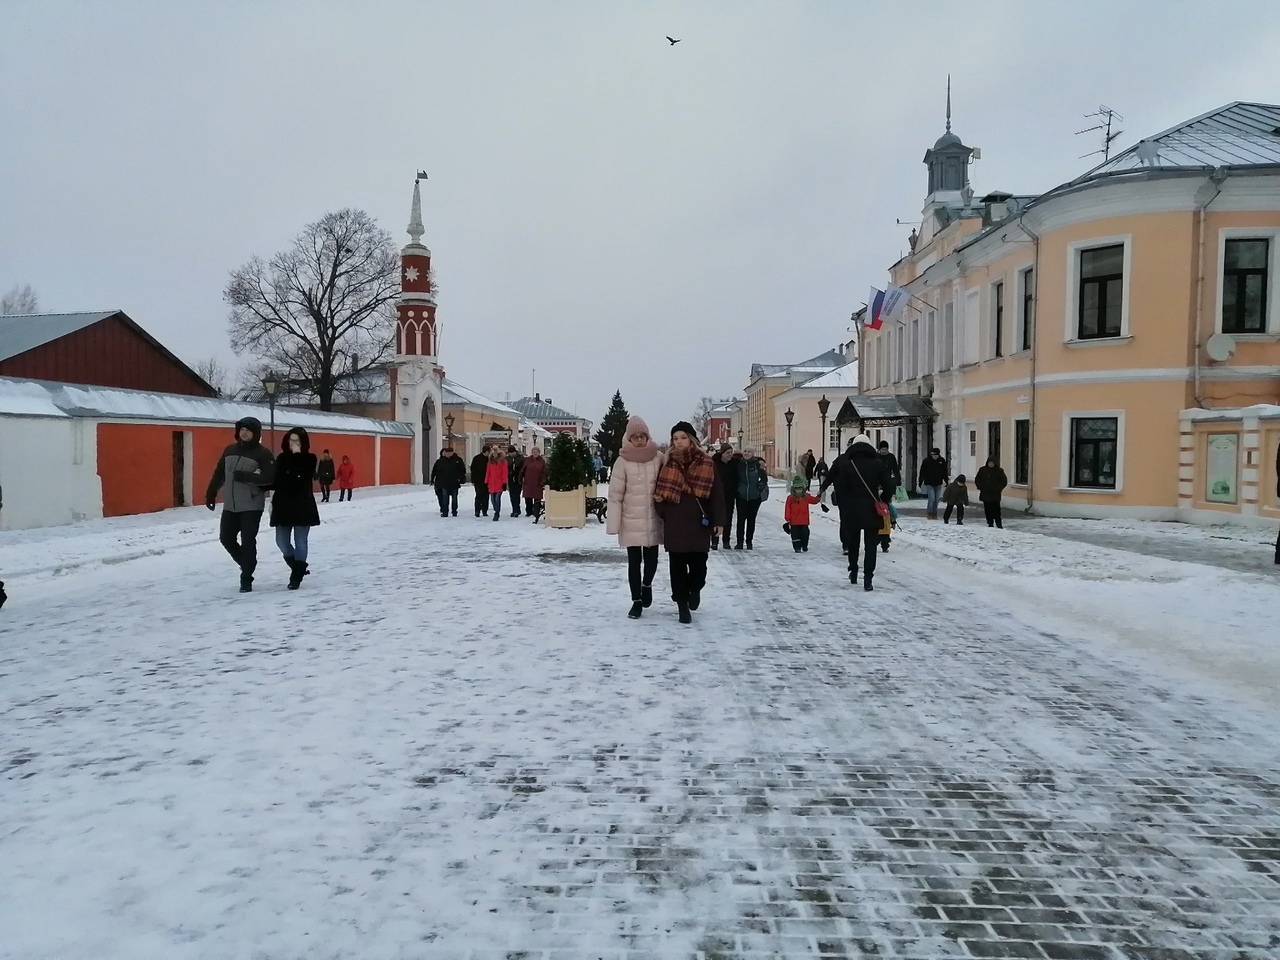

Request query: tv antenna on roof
[{"left": 1076, "top": 105, "right": 1124, "bottom": 161}]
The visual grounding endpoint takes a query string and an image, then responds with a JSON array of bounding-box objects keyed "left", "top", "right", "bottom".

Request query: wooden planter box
[{"left": 543, "top": 487, "right": 587, "bottom": 528}]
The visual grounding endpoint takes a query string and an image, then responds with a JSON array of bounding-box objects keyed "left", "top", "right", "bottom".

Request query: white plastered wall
[{"left": 0, "top": 415, "right": 103, "bottom": 530}]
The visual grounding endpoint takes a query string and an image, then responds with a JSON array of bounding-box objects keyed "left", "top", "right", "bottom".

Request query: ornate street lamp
[
  {"left": 261, "top": 372, "right": 280, "bottom": 448},
  {"left": 443, "top": 412, "right": 455, "bottom": 441},
  {"left": 817, "top": 394, "right": 830, "bottom": 462},
  {"left": 784, "top": 407, "right": 794, "bottom": 473},
  {"left": 737, "top": 428, "right": 744, "bottom": 450}
]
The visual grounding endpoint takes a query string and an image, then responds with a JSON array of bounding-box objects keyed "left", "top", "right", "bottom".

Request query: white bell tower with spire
[{"left": 392, "top": 174, "right": 444, "bottom": 484}]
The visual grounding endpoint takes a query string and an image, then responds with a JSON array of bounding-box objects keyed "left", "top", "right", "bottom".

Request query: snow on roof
[
  {"left": 794, "top": 361, "right": 859, "bottom": 391},
  {"left": 0, "top": 311, "right": 117, "bottom": 363},
  {"left": 0, "top": 376, "right": 414, "bottom": 435},
  {"left": 1074, "top": 102, "right": 1280, "bottom": 182},
  {"left": 750, "top": 349, "right": 845, "bottom": 380},
  {"left": 442, "top": 379, "right": 522, "bottom": 418},
  {"left": 507, "top": 396, "right": 588, "bottom": 423},
  {"left": 1181, "top": 403, "right": 1280, "bottom": 421}
]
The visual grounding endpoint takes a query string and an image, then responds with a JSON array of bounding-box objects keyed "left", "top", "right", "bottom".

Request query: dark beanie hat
[{"left": 670, "top": 421, "right": 698, "bottom": 441}]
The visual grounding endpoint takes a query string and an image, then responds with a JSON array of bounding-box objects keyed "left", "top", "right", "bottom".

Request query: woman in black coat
[
  {"left": 818, "top": 434, "right": 893, "bottom": 590},
  {"left": 271, "top": 427, "right": 321, "bottom": 589}
]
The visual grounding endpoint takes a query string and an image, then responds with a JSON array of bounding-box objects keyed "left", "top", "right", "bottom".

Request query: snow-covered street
[{"left": 3, "top": 487, "right": 1280, "bottom": 959}]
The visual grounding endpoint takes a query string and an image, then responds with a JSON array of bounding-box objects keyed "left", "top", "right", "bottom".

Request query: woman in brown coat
[{"left": 653, "top": 421, "right": 726, "bottom": 624}]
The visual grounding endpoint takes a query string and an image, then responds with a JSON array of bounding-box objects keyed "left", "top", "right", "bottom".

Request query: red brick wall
[
  {"left": 97, "top": 422, "right": 415, "bottom": 519},
  {"left": 1, "top": 315, "right": 214, "bottom": 396}
]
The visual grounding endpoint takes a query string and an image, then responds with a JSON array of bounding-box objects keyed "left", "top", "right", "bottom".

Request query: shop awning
[{"left": 833, "top": 394, "right": 936, "bottom": 427}]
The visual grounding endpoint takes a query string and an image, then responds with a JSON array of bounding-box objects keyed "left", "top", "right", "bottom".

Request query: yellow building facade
[{"left": 859, "top": 102, "right": 1280, "bottom": 527}]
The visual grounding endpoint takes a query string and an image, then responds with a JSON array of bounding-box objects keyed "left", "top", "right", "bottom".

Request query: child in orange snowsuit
[{"left": 782, "top": 475, "right": 827, "bottom": 553}]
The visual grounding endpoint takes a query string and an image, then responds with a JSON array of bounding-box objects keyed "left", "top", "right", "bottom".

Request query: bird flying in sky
[{"left": 666, "top": 36, "right": 681, "bottom": 45}]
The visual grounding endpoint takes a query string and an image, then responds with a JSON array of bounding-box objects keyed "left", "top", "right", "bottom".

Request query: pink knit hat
[{"left": 625, "top": 415, "right": 651, "bottom": 439}]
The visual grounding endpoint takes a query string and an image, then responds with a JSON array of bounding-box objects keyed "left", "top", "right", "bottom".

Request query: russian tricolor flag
[{"left": 867, "top": 287, "right": 886, "bottom": 330}]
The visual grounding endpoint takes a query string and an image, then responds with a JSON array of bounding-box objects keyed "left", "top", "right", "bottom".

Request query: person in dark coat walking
[
  {"left": 819, "top": 434, "right": 892, "bottom": 590},
  {"left": 270, "top": 427, "right": 320, "bottom": 589},
  {"left": 733, "top": 449, "right": 769, "bottom": 550},
  {"left": 801, "top": 449, "right": 817, "bottom": 489},
  {"left": 974, "top": 458, "right": 1008, "bottom": 528},
  {"left": 653, "top": 423, "right": 726, "bottom": 623},
  {"left": 206, "top": 416, "right": 276, "bottom": 593},
  {"left": 315, "top": 449, "right": 336, "bottom": 502},
  {"left": 506, "top": 448, "right": 526, "bottom": 517},
  {"left": 470, "top": 445, "right": 491, "bottom": 517},
  {"left": 430, "top": 447, "right": 467, "bottom": 517},
  {"left": 919, "top": 448, "right": 949, "bottom": 519},
  {"left": 711, "top": 445, "right": 738, "bottom": 550},
  {"left": 521, "top": 446, "right": 547, "bottom": 518},
  {"left": 814, "top": 458, "right": 829, "bottom": 485},
  {"left": 876, "top": 440, "right": 902, "bottom": 551}
]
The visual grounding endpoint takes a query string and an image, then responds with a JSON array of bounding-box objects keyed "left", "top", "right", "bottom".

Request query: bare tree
[
  {"left": 1, "top": 284, "right": 39, "bottom": 315},
  {"left": 224, "top": 209, "right": 400, "bottom": 411},
  {"left": 189, "top": 357, "right": 233, "bottom": 398}
]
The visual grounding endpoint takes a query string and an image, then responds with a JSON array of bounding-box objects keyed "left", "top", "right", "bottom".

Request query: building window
[
  {"left": 993, "top": 281, "right": 1004, "bottom": 358},
  {"left": 941, "top": 302, "right": 954, "bottom": 370},
  {"left": 944, "top": 424, "right": 952, "bottom": 464},
  {"left": 1222, "top": 238, "right": 1269, "bottom": 334},
  {"left": 1020, "top": 267, "right": 1034, "bottom": 351},
  {"left": 910, "top": 318, "right": 920, "bottom": 379},
  {"left": 894, "top": 327, "right": 903, "bottom": 382},
  {"left": 1014, "top": 419, "right": 1030, "bottom": 484},
  {"left": 987, "top": 421, "right": 1001, "bottom": 465},
  {"left": 926, "top": 309, "right": 937, "bottom": 372},
  {"left": 1069, "top": 417, "right": 1118, "bottom": 489},
  {"left": 1078, "top": 244, "right": 1124, "bottom": 339},
  {"left": 969, "top": 429, "right": 977, "bottom": 459},
  {"left": 829, "top": 423, "right": 840, "bottom": 451}
]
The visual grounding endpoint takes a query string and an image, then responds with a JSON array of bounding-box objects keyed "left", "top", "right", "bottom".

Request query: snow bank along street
[{"left": 3, "top": 486, "right": 1280, "bottom": 959}]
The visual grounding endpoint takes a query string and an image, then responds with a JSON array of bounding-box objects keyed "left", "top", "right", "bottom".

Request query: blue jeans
[
  {"left": 275, "top": 525, "right": 310, "bottom": 562},
  {"left": 490, "top": 492, "right": 504, "bottom": 518},
  {"left": 924, "top": 484, "right": 942, "bottom": 515}
]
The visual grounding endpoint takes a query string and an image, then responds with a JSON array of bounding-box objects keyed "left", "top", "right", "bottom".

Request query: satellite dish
[{"left": 1205, "top": 333, "right": 1236, "bottom": 362}]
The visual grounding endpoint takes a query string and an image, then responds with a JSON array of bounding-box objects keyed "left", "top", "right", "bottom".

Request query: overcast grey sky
[{"left": 4, "top": 1, "right": 1279, "bottom": 432}]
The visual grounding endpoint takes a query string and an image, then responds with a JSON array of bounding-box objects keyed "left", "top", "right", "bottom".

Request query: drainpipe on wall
[
  {"left": 1193, "top": 168, "right": 1228, "bottom": 409},
  {"left": 1016, "top": 215, "right": 1041, "bottom": 514}
]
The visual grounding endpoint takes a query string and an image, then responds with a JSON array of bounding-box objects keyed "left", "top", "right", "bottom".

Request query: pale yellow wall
[{"left": 1260, "top": 423, "right": 1280, "bottom": 521}]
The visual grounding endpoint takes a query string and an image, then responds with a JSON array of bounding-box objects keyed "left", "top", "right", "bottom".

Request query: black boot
[
  {"left": 849, "top": 568, "right": 858, "bottom": 585},
  {"left": 864, "top": 575, "right": 874, "bottom": 592},
  {"left": 641, "top": 584, "right": 653, "bottom": 608},
  {"left": 287, "top": 558, "right": 304, "bottom": 590},
  {"left": 710, "top": 536, "right": 718, "bottom": 550},
  {"left": 688, "top": 588, "right": 701, "bottom": 611},
  {"left": 239, "top": 572, "right": 253, "bottom": 593},
  {"left": 677, "top": 602, "right": 692, "bottom": 624},
  {"left": 628, "top": 600, "right": 643, "bottom": 619}
]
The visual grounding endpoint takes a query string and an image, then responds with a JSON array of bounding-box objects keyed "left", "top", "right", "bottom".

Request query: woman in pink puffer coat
[{"left": 606, "top": 415, "right": 665, "bottom": 620}]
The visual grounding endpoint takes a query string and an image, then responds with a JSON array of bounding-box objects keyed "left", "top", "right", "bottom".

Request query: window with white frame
[
  {"left": 1014, "top": 418, "right": 1030, "bottom": 484},
  {"left": 1222, "top": 238, "right": 1269, "bottom": 334},
  {"left": 1069, "top": 416, "right": 1119, "bottom": 489},
  {"left": 941, "top": 302, "right": 954, "bottom": 370},
  {"left": 1019, "top": 266, "right": 1034, "bottom": 351},
  {"left": 893, "top": 326, "right": 903, "bottom": 382},
  {"left": 909, "top": 318, "right": 919, "bottom": 379},
  {"left": 926, "top": 309, "right": 937, "bottom": 372},
  {"left": 992, "top": 280, "right": 1005, "bottom": 358},
  {"left": 1076, "top": 244, "right": 1125, "bottom": 339},
  {"left": 963, "top": 289, "right": 981, "bottom": 364}
]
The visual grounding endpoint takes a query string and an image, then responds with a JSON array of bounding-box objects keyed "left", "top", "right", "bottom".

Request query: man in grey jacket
[{"left": 206, "top": 416, "right": 276, "bottom": 592}]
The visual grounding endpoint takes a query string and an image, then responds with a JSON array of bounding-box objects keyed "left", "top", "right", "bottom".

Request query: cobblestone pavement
[
  {"left": 468, "top": 527, "right": 1280, "bottom": 958},
  {"left": 5, "top": 492, "right": 1280, "bottom": 959},
  {"left": 895, "top": 498, "right": 1279, "bottom": 577}
]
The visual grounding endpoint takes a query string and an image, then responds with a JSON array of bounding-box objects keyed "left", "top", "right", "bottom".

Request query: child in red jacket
[
  {"left": 782, "top": 475, "right": 827, "bottom": 553},
  {"left": 335, "top": 455, "right": 355, "bottom": 501}
]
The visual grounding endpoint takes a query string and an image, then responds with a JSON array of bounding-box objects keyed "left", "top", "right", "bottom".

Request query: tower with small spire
[
  {"left": 919, "top": 76, "right": 976, "bottom": 243},
  {"left": 392, "top": 175, "right": 444, "bottom": 484}
]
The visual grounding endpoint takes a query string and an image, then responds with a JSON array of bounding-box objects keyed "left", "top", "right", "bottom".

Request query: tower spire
[
  {"left": 945, "top": 74, "right": 952, "bottom": 133},
  {"left": 407, "top": 176, "right": 425, "bottom": 245}
]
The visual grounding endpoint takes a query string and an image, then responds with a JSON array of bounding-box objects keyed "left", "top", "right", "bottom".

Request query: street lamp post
[
  {"left": 261, "top": 372, "right": 280, "bottom": 449},
  {"left": 817, "top": 394, "right": 830, "bottom": 463},
  {"left": 784, "top": 408, "right": 794, "bottom": 474},
  {"left": 737, "top": 428, "right": 744, "bottom": 450},
  {"left": 443, "top": 412, "right": 455, "bottom": 446}
]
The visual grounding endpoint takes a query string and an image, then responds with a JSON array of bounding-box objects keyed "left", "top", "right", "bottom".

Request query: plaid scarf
[{"left": 654, "top": 447, "right": 715, "bottom": 503}]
